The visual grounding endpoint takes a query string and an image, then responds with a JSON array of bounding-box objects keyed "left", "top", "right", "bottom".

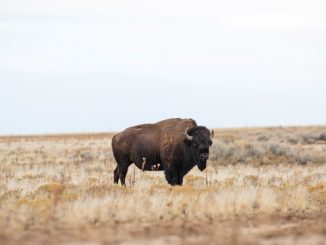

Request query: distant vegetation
[{"left": 210, "top": 126, "right": 326, "bottom": 165}]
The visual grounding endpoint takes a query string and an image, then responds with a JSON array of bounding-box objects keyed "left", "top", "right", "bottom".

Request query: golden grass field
[{"left": 1, "top": 126, "right": 326, "bottom": 244}]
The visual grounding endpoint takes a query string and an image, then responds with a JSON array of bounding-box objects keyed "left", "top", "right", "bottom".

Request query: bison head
[{"left": 184, "top": 126, "right": 213, "bottom": 171}]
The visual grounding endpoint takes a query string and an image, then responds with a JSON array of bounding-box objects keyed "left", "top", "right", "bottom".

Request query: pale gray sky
[{"left": 1, "top": 0, "right": 326, "bottom": 134}]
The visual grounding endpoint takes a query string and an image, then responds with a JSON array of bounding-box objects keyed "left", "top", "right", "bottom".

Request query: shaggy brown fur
[{"left": 112, "top": 118, "right": 213, "bottom": 185}]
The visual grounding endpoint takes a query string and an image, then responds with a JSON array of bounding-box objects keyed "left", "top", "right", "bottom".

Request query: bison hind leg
[
  {"left": 119, "top": 165, "right": 129, "bottom": 186},
  {"left": 112, "top": 153, "right": 131, "bottom": 186},
  {"left": 113, "top": 166, "right": 119, "bottom": 184}
]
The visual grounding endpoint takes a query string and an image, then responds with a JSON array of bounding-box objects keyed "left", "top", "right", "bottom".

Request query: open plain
[{"left": 1, "top": 126, "right": 326, "bottom": 244}]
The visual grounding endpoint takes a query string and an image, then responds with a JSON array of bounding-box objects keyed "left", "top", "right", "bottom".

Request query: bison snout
[{"left": 199, "top": 153, "right": 209, "bottom": 162}]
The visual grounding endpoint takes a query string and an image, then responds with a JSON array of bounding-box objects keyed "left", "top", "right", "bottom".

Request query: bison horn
[
  {"left": 210, "top": 130, "right": 214, "bottom": 139},
  {"left": 185, "top": 128, "right": 193, "bottom": 141}
]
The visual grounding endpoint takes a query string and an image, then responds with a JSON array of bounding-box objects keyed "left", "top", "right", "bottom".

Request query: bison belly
[{"left": 130, "top": 140, "right": 162, "bottom": 171}]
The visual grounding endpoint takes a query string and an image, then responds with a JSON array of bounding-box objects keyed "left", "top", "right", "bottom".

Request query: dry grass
[{"left": 0, "top": 126, "right": 325, "bottom": 244}]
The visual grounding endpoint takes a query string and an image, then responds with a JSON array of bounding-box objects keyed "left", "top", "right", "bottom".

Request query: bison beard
[{"left": 111, "top": 118, "right": 213, "bottom": 186}]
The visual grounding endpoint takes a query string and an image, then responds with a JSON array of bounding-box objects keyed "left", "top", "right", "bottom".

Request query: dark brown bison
[{"left": 111, "top": 118, "right": 213, "bottom": 186}]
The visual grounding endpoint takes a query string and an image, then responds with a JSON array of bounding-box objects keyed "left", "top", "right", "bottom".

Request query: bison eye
[
  {"left": 192, "top": 141, "right": 198, "bottom": 147},
  {"left": 209, "top": 140, "right": 212, "bottom": 146}
]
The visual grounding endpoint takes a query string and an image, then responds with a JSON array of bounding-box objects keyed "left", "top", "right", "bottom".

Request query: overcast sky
[{"left": 1, "top": 0, "right": 326, "bottom": 134}]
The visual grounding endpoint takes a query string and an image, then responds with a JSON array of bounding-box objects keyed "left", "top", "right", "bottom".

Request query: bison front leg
[
  {"left": 164, "top": 166, "right": 182, "bottom": 186},
  {"left": 177, "top": 174, "right": 184, "bottom": 185}
]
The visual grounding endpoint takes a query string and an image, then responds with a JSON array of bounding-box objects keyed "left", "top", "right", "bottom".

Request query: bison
[{"left": 111, "top": 118, "right": 213, "bottom": 186}]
